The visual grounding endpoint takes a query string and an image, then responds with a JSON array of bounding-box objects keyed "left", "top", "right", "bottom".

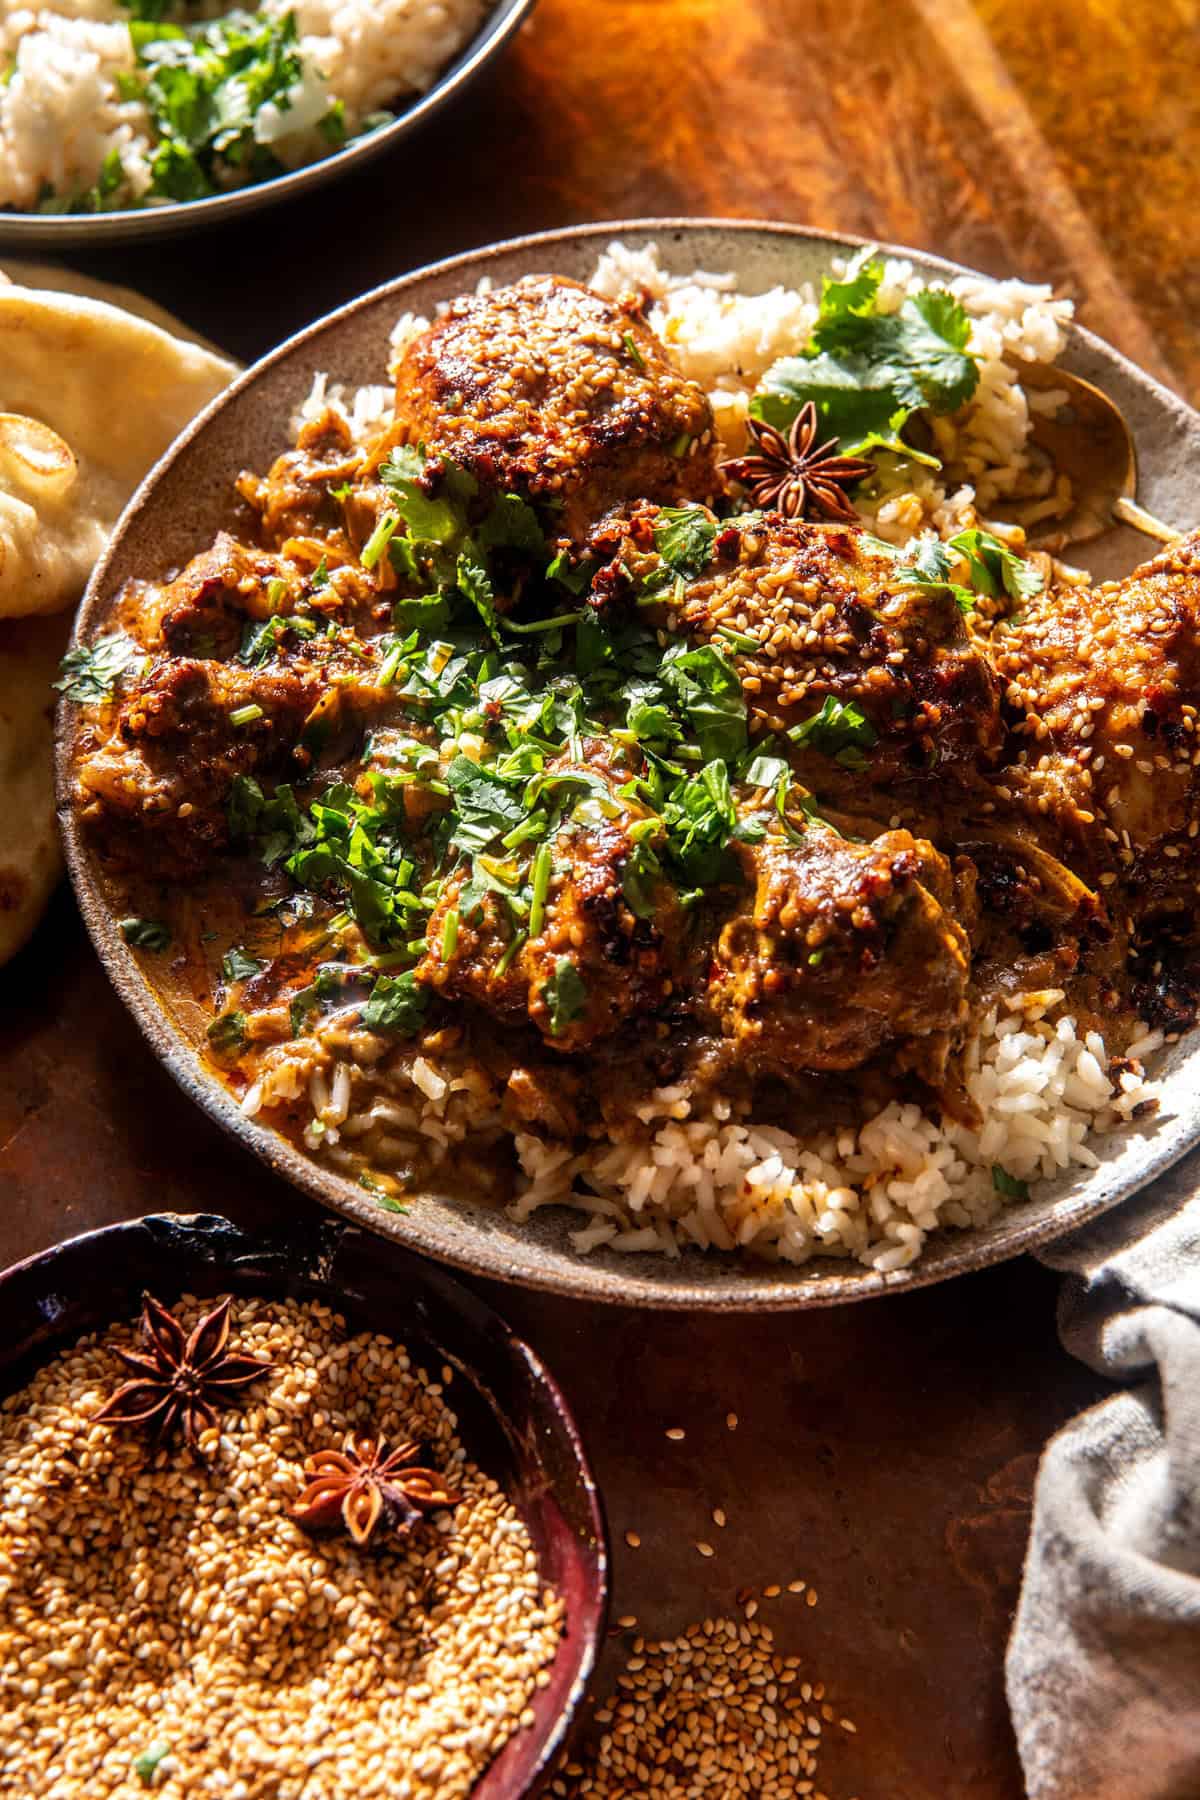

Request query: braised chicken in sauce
[{"left": 67, "top": 275, "right": 1199, "bottom": 1196}]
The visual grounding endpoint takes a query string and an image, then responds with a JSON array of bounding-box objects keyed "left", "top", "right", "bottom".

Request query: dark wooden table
[{"left": 6, "top": 1, "right": 1194, "bottom": 1790}]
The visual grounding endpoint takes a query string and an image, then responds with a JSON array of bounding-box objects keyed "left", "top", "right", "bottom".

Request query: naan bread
[
  {"left": 0, "top": 611, "right": 70, "bottom": 964},
  {"left": 0, "top": 271, "right": 238, "bottom": 963},
  {"left": 0, "top": 260, "right": 231, "bottom": 359},
  {"left": 0, "top": 282, "right": 236, "bottom": 617}
]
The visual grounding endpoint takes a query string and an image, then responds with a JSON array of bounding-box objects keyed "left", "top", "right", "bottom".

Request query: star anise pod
[
  {"left": 94, "top": 1293, "right": 274, "bottom": 1450},
  {"left": 719, "top": 401, "right": 872, "bottom": 522},
  {"left": 291, "top": 1433, "right": 461, "bottom": 1547}
]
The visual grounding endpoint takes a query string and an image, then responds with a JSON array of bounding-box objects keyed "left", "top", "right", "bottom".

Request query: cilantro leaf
[
  {"left": 659, "top": 642, "right": 748, "bottom": 763},
  {"left": 992, "top": 1165, "right": 1030, "bottom": 1200},
  {"left": 477, "top": 492, "right": 546, "bottom": 557},
  {"left": 55, "top": 633, "right": 143, "bottom": 703},
  {"left": 119, "top": 917, "right": 170, "bottom": 951},
  {"left": 206, "top": 1010, "right": 246, "bottom": 1056},
  {"left": 751, "top": 279, "right": 978, "bottom": 451},
  {"left": 543, "top": 957, "right": 588, "bottom": 1034},
  {"left": 787, "top": 697, "right": 878, "bottom": 769},
  {"left": 362, "top": 969, "right": 429, "bottom": 1035},
  {"left": 132, "top": 10, "right": 337, "bottom": 204},
  {"left": 653, "top": 505, "right": 717, "bottom": 578},
  {"left": 378, "top": 446, "right": 464, "bottom": 543},
  {"left": 621, "top": 837, "right": 664, "bottom": 919},
  {"left": 457, "top": 551, "right": 500, "bottom": 644},
  {"left": 445, "top": 755, "right": 525, "bottom": 855},
  {"left": 221, "top": 947, "right": 261, "bottom": 983},
  {"left": 886, "top": 538, "right": 979, "bottom": 616},
  {"left": 947, "top": 528, "right": 1044, "bottom": 603}
]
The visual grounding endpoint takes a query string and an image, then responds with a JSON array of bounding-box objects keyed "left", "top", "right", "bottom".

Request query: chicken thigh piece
[
  {"left": 706, "top": 825, "right": 973, "bottom": 1095},
  {"left": 993, "top": 531, "right": 1200, "bottom": 929},
  {"left": 392, "top": 276, "right": 719, "bottom": 539},
  {"left": 588, "top": 505, "right": 1004, "bottom": 798},
  {"left": 417, "top": 745, "right": 686, "bottom": 1052}
]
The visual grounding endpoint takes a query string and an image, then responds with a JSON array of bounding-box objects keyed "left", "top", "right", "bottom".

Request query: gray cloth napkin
[{"left": 1007, "top": 1153, "right": 1200, "bottom": 1799}]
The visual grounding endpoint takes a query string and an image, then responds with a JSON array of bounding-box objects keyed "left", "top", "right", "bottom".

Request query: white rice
[
  {"left": 0, "top": 0, "right": 488, "bottom": 210},
  {"left": 271, "top": 240, "right": 1165, "bottom": 1268}
]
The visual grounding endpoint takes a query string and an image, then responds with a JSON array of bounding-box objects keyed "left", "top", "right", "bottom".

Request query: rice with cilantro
[
  {"left": 0, "top": 0, "right": 488, "bottom": 213},
  {"left": 254, "top": 241, "right": 1163, "bottom": 1275}
]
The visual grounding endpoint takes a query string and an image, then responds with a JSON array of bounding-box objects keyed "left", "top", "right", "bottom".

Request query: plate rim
[
  {"left": 0, "top": 0, "right": 536, "bottom": 249},
  {"left": 54, "top": 215, "right": 1200, "bottom": 1311}
]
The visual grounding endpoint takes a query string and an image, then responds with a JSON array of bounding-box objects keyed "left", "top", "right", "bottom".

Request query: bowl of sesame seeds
[{"left": 0, "top": 1211, "right": 607, "bottom": 1797}]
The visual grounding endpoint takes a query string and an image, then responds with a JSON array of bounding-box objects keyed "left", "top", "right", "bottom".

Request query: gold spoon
[{"left": 1019, "top": 362, "right": 1180, "bottom": 549}]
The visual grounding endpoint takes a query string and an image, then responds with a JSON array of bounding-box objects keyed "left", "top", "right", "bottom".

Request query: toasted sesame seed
[
  {"left": 665, "top": 1428, "right": 686, "bottom": 1441},
  {"left": 553, "top": 1610, "right": 854, "bottom": 1795},
  {"left": 712, "top": 1507, "right": 727, "bottom": 1528},
  {"left": 0, "top": 1294, "right": 563, "bottom": 1800},
  {"left": 726, "top": 1413, "right": 738, "bottom": 1431},
  {"left": 625, "top": 1531, "right": 642, "bottom": 1549},
  {"left": 696, "top": 1541, "right": 715, "bottom": 1557}
]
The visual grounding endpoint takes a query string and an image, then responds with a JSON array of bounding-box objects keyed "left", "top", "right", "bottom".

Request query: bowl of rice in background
[
  {"left": 0, "top": 0, "right": 536, "bottom": 247},
  {"left": 56, "top": 219, "right": 1200, "bottom": 1310}
]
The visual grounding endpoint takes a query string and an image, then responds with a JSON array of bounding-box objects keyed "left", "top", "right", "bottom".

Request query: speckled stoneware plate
[
  {"left": 0, "top": 0, "right": 535, "bottom": 249},
  {"left": 0, "top": 1212, "right": 608, "bottom": 1797},
  {"left": 55, "top": 220, "right": 1200, "bottom": 1309}
]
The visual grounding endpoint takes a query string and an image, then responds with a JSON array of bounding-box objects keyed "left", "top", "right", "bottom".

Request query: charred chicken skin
[{"left": 391, "top": 276, "right": 719, "bottom": 538}]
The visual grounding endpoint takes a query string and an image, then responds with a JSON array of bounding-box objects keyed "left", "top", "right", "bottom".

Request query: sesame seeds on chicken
[{"left": 392, "top": 276, "right": 720, "bottom": 539}]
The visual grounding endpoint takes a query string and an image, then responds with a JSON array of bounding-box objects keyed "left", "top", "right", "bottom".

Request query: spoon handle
[{"left": 1112, "top": 496, "right": 1181, "bottom": 544}]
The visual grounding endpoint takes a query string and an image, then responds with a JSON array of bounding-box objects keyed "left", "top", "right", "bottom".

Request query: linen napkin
[{"left": 1006, "top": 1150, "right": 1200, "bottom": 1799}]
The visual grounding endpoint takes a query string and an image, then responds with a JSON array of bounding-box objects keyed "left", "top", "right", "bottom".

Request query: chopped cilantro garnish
[
  {"left": 544, "top": 957, "right": 588, "bottom": 1034},
  {"left": 787, "top": 697, "right": 878, "bottom": 768},
  {"left": 653, "top": 505, "right": 717, "bottom": 578},
  {"left": 132, "top": 1740, "right": 171, "bottom": 1786},
  {"left": 440, "top": 907, "right": 460, "bottom": 960},
  {"left": 659, "top": 642, "right": 748, "bottom": 763},
  {"left": 992, "top": 1165, "right": 1030, "bottom": 1200},
  {"left": 362, "top": 970, "right": 428, "bottom": 1035},
  {"left": 360, "top": 511, "right": 401, "bottom": 570},
  {"left": 947, "top": 528, "right": 1044, "bottom": 603},
  {"left": 119, "top": 917, "right": 170, "bottom": 951},
  {"left": 206, "top": 1010, "right": 246, "bottom": 1055},
  {"left": 131, "top": 10, "right": 342, "bottom": 205},
  {"left": 238, "top": 613, "right": 317, "bottom": 665},
  {"left": 378, "top": 445, "right": 462, "bottom": 543},
  {"left": 55, "top": 634, "right": 143, "bottom": 703},
  {"left": 221, "top": 947, "right": 261, "bottom": 983},
  {"left": 528, "top": 841, "right": 553, "bottom": 937}
]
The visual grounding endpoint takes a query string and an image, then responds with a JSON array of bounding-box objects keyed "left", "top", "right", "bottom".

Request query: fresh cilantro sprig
[{"left": 750, "top": 256, "right": 979, "bottom": 457}]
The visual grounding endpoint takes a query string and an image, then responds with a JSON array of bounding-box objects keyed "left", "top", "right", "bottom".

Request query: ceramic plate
[
  {"left": 0, "top": 0, "right": 534, "bottom": 249},
  {"left": 55, "top": 219, "right": 1200, "bottom": 1308}
]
